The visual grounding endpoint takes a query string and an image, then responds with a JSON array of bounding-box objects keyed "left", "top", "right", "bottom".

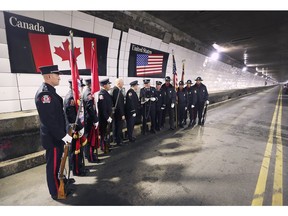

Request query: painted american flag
[{"left": 136, "top": 54, "right": 164, "bottom": 76}]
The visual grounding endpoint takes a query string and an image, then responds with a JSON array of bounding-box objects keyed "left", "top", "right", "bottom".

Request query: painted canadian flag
[{"left": 28, "top": 33, "right": 97, "bottom": 72}]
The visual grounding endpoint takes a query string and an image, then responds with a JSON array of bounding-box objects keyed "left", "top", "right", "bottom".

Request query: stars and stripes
[
  {"left": 172, "top": 54, "right": 178, "bottom": 90},
  {"left": 136, "top": 54, "right": 163, "bottom": 76}
]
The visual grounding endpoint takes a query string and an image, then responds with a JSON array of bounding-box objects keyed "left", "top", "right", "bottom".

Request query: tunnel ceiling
[{"left": 146, "top": 11, "right": 288, "bottom": 83}]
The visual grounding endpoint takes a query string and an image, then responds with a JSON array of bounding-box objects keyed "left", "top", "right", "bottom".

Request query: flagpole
[{"left": 181, "top": 59, "right": 185, "bottom": 82}]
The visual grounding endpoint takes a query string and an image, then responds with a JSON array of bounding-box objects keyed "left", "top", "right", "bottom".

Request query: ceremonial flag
[
  {"left": 136, "top": 54, "right": 164, "bottom": 76},
  {"left": 181, "top": 60, "right": 185, "bottom": 82},
  {"left": 91, "top": 41, "right": 100, "bottom": 94},
  {"left": 172, "top": 54, "right": 178, "bottom": 90}
]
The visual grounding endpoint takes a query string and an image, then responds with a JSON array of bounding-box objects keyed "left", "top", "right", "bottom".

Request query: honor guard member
[
  {"left": 161, "top": 76, "right": 176, "bottom": 130},
  {"left": 112, "top": 79, "right": 125, "bottom": 146},
  {"left": 125, "top": 80, "right": 139, "bottom": 142},
  {"left": 140, "top": 79, "right": 157, "bottom": 134},
  {"left": 155, "top": 81, "right": 165, "bottom": 131},
  {"left": 35, "top": 65, "right": 73, "bottom": 200},
  {"left": 184, "top": 79, "right": 197, "bottom": 127},
  {"left": 192, "top": 77, "right": 209, "bottom": 125},
  {"left": 97, "top": 78, "right": 113, "bottom": 153},
  {"left": 64, "top": 80, "right": 87, "bottom": 176},
  {"left": 83, "top": 78, "right": 100, "bottom": 163},
  {"left": 176, "top": 81, "right": 188, "bottom": 128}
]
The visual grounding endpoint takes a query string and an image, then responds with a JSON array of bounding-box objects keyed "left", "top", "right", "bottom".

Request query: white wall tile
[
  {"left": 94, "top": 17, "right": 113, "bottom": 29},
  {"left": 108, "top": 58, "right": 117, "bottom": 68},
  {"left": 0, "top": 28, "right": 7, "bottom": 44},
  {"left": 109, "top": 38, "right": 120, "bottom": 50},
  {"left": 0, "top": 87, "right": 19, "bottom": 100},
  {"left": 44, "top": 11, "right": 72, "bottom": 28},
  {"left": 0, "top": 58, "right": 11, "bottom": 73},
  {"left": 72, "top": 11, "right": 94, "bottom": 22},
  {"left": 16, "top": 74, "right": 43, "bottom": 87},
  {"left": 18, "top": 86, "right": 38, "bottom": 99},
  {"left": 21, "top": 99, "right": 36, "bottom": 111},
  {"left": 139, "top": 37, "right": 151, "bottom": 47},
  {"left": 0, "top": 44, "right": 9, "bottom": 58},
  {"left": 94, "top": 23, "right": 112, "bottom": 38},
  {"left": 72, "top": 16, "right": 94, "bottom": 33},
  {"left": 108, "top": 48, "right": 118, "bottom": 59},
  {"left": 127, "top": 34, "right": 140, "bottom": 44},
  {"left": 0, "top": 100, "right": 21, "bottom": 113},
  {"left": 0, "top": 11, "right": 5, "bottom": 29},
  {"left": 122, "top": 32, "right": 128, "bottom": 42},
  {"left": 112, "top": 29, "right": 121, "bottom": 40},
  {"left": 128, "top": 29, "right": 142, "bottom": 37},
  {"left": 0, "top": 73, "right": 17, "bottom": 87}
]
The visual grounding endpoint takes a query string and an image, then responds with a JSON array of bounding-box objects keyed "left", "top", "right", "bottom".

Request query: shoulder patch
[
  {"left": 99, "top": 95, "right": 104, "bottom": 100},
  {"left": 41, "top": 95, "right": 51, "bottom": 104},
  {"left": 70, "top": 99, "right": 75, "bottom": 106}
]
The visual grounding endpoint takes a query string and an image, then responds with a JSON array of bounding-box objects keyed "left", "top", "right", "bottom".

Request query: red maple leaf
[{"left": 54, "top": 39, "right": 82, "bottom": 61}]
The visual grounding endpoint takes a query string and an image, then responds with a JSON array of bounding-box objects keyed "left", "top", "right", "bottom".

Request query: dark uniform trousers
[
  {"left": 177, "top": 88, "right": 188, "bottom": 126},
  {"left": 192, "top": 83, "right": 209, "bottom": 123},
  {"left": 64, "top": 90, "right": 85, "bottom": 176},
  {"left": 83, "top": 88, "right": 99, "bottom": 162},
  {"left": 112, "top": 87, "right": 125, "bottom": 145},
  {"left": 35, "top": 83, "right": 66, "bottom": 198},
  {"left": 125, "top": 88, "right": 139, "bottom": 141},
  {"left": 185, "top": 86, "right": 197, "bottom": 124},
  {"left": 155, "top": 89, "right": 165, "bottom": 130},
  {"left": 161, "top": 84, "right": 176, "bottom": 129},
  {"left": 140, "top": 87, "right": 157, "bottom": 134},
  {"left": 98, "top": 89, "right": 113, "bottom": 152}
]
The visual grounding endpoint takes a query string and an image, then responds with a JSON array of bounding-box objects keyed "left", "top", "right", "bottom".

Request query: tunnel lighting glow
[
  {"left": 242, "top": 67, "right": 247, "bottom": 72},
  {"left": 212, "top": 43, "right": 225, "bottom": 52},
  {"left": 210, "top": 52, "right": 219, "bottom": 60}
]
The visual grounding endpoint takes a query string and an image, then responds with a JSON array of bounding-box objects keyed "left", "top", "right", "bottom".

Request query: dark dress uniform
[
  {"left": 140, "top": 80, "right": 157, "bottom": 134},
  {"left": 35, "top": 66, "right": 66, "bottom": 199},
  {"left": 155, "top": 81, "right": 165, "bottom": 131},
  {"left": 192, "top": 77, "right": 209, "bottom": 125},
  {"left": 161, "top": 77, "right": 176, "bottom": 130},
  {"left": 83, "top": 82, "right": 99, "bottom": 162},
  {"left": 176, "top": 83, "right": 188, "bottom": 128},
  {"left": 64, "top": 89, "right": 86, "bottom": 176},
  {"left": 125, "top": 81, "right": 139, "bottom": 142},
  {"left": 184, "top": 80, "right": 198, "bottom": 126},
  {"left": 112, "top": 86, "right": 125, "bottom": 145},
  {"left": 97, "top": 79, "right": 113, "bottom": 153}
]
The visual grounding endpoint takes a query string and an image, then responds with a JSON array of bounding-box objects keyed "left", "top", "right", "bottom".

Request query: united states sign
[
  {"left": 4, "top": 12, "right": 108, "bottom": 75},
  {"left": 128, "top": 44, "right": 169, "bottom": 78}
]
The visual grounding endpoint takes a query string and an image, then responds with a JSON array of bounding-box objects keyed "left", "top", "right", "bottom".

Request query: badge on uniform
[
  {"left": 129, "top": 92, "right": 132, "bottom": 97},
  {"left": 99, "top": 95, "right": 104, "bottom": 100},
  {"left": 194, "top": 90, "right": 197, "bottom": 93},
  {"left": 41, "top": 95, "right": 51, "bottom": 103},
  {"left": 70, "top": 99, "right": 75, "bottom": 106}
]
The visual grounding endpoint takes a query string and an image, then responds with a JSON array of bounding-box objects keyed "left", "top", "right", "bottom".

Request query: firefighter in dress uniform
[
  {"left": 125, "top": 80, "right": 139, "bottom": 142},
  {"left": 83, "top": 78, "right": 100, "bottom": 163},
  {"left": 64, "top": 79, "right": 87, "bottom": 176},
  {"left": 161, "top": 76, "right": 176, "bottom": 130},
  {"left": 97, "top": 78, "right": 113, "bottom": 154},
  {"left": 35, "top": 65, "right": 73, "bottom": 200},
  {"left": 184, "top": 79, "right": 197, "bottom": 127},
  {"left": 139, "top": 79, "right": 157, "bottom": 134},
  {"left": 176, "top": 81, "right": 188, "bottom": 128},
  {"left": 155, "top": 81, "right": 165, "bottom": 131},
  {"left": 192, "top": 77, "right": 209, "bottom": 125}
]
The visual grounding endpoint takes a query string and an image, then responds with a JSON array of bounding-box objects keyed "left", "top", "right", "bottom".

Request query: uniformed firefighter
[
  {"left": 155, "top": 81, "right": 165, "bottom": 131},
  {"left": 140, "top": 79, "right": 157, "bottom": 134},
  {"left": 125, "top": 80, "right": 139, "bottom": 142},
  {"left": 97, "top": 78, "right": 113, "bottom": 153},
  {"left": 176, "top": 81, "right": 188, "bottom": 128},
  {"left": 112, "top": 78, "right": 125, "bottom": 146},
  {"left": 83, "top": 78, "right": 100, "bottom": 163},
  {"left": 161, "top": 76, "right": 176, "bottom": 130},
  {"left": 184, "top": 79, "right": 197, "bottom": 127},
  {"left": 35, "top": 65, "right": 73, "bottom": 200},
  {"left": 64, "top": 80, "right": 87, "bottom": 176},
  {"left": 192, "top": 77, "right": 209, "bottom": 125}
]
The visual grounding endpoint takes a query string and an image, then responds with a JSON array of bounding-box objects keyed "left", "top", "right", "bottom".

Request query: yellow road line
[
  {"left": 272, "top": 90, "right": 283, "bottom": 205},
  {"left": 251, "top": 90, "right": 281, "bottom": 206}
]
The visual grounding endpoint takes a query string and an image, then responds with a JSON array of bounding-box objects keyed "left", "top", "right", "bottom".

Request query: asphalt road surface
[{"left": 1, "top": 86, "right": 287, "bottom": 207}]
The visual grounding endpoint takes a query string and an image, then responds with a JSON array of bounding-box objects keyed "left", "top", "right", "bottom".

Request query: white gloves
[
  {"left": 191, "top": 105, "right": 195, "bottom": 108},
  {"left": 171, "top": 103, "right": 175, "bottom": 108},
  {"left": 185, "top": 107, "right": 187, "bottom": 110},
  {"left": 78, "top": 128, "right": 84, "bottom": 138},
  {"left": 94, "top": 122, "right": 99, "bottom": 129},
  {"left": 132, "top": 113, "right": 136, "bottom": 117},
  {"left": 161, "top": 107, "right": 165, "bottom": 110},
  {"left": 150, "top": 97, "right": 156, "bottom": 102},
  {"left": 62, "top": 134, "right": 72, "bottom": 143},
  {"left": 122, "top": 115, "right": 125, "bottom": 120},
  {"left": 107, "top": 117, "right": 112, "bottom": 123},
  {"left": 206, "top": 100, "right": 210, "bottom": 105},
  {"left": 145, "top": 98, "right": 150, "bottom": 102}
]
